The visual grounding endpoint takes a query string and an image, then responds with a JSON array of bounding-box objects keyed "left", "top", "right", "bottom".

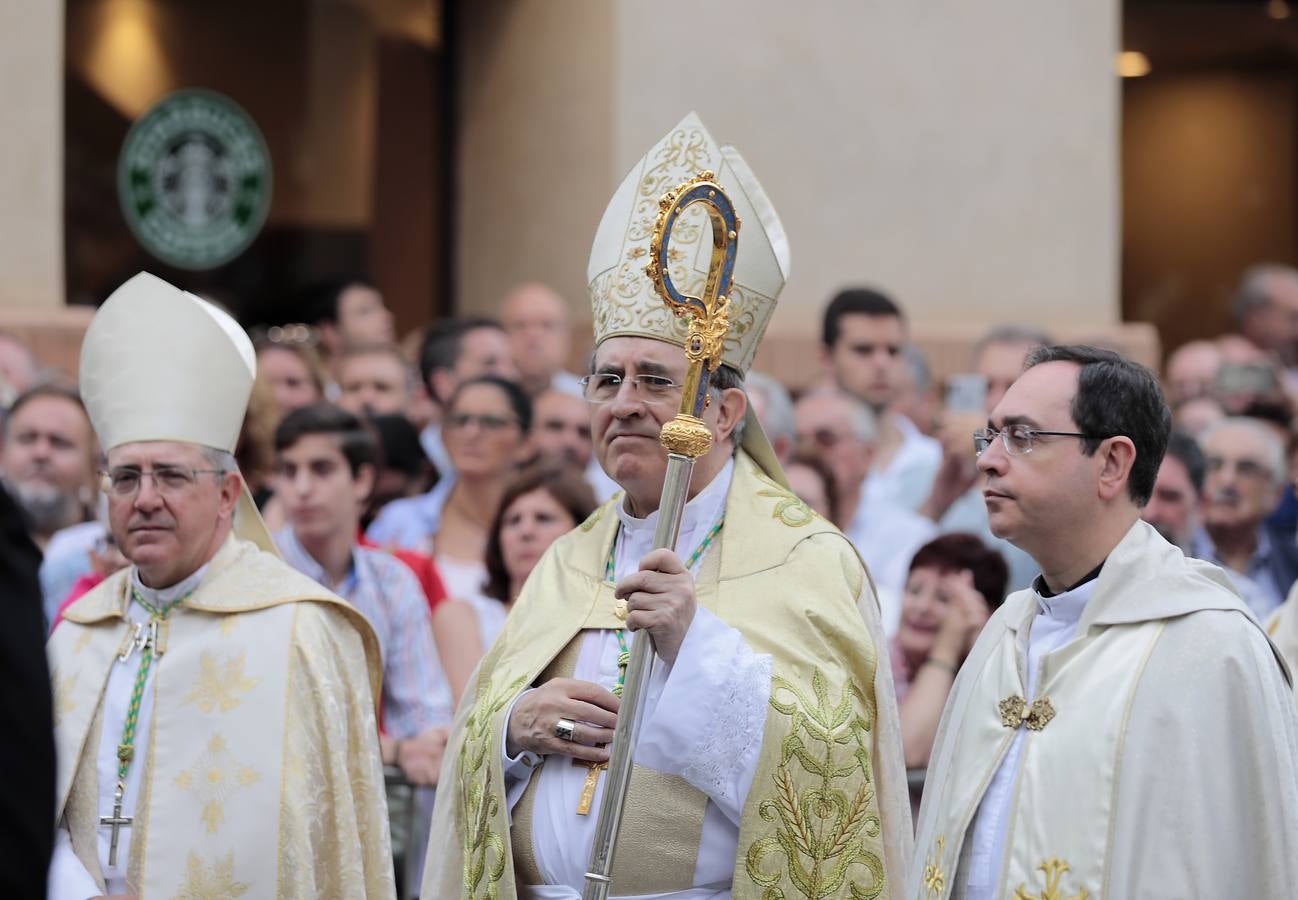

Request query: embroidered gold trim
[
  {"left": 922, "top": 835, "right": 946, "bottom": 900},
  {"left": 459, "top": 672, "right": 528, "bottom": 898},
  {"left": 998, "top": 695, "right": 1056, "bottom": 731},
  {"left": 1012, "top": 857, "right": 1089, "bottom": 900},
  {"left": 743, "top": 671, "right": 886, "bottom": 900},
  {"left": 753, "top": 470, "right": 816, "bottom": 528}
]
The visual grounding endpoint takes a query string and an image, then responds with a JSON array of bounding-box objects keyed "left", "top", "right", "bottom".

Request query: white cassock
[
  {"left": 502, "top": 459, "right": 771, "bottom": 900},
  {"left": 908, "top": 520, "right": 1298, "bottom": 899}
]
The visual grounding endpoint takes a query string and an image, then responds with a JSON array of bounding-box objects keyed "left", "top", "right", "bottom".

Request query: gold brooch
[{"left": 998, "top": 695, "right": 1056, "bottom": 731}]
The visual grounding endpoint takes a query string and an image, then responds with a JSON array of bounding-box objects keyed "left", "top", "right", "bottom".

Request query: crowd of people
[
  {"left": 17, "top": 111, "right": 1298, "bottom": 900},
  {"left": 6, "top": 269, "right": 1298, "bottom": 812}
]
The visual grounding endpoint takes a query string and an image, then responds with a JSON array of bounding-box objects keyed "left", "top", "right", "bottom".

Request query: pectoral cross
[
  {"left": 99, "top": 781, "right": 132, "bottom": 867},
  {"left": 577, "top": 760, "right": 607, "bottom": 815}
]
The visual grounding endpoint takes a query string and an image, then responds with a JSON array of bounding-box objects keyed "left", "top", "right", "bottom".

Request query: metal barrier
[{"left": 385, "top": 766, "right": 435, "bottom": 900}]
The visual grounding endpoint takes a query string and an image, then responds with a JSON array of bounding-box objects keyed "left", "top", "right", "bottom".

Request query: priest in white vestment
[
  {"left": 46, "top": 273, "right": 395, "bottom": 899},
  {"left": 908, "top": 344, "right": 1298, "bottom": 899},
  {"left": 421, "top": 112, "right": 911, "bottom": 900}
]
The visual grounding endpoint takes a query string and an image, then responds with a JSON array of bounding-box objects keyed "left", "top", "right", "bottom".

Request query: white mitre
[
  {"left": 587, "top": 111, "right": 792, "bottom": 483},
  {"left": 80, "top": 271, "right": 276, "bottom": 552}
]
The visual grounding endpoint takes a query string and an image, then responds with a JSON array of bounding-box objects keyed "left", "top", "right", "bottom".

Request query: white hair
[
  {"left": 744, "top": 371, "right": 795, "bottom": 444},
  {"left": 1200, "top": 416, "right": 1287, "bottom": 487}
]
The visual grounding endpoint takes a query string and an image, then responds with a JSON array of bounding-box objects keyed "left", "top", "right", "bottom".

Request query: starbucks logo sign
[{"left": 118, "top": 90, "right": 271, "bottom": 271}]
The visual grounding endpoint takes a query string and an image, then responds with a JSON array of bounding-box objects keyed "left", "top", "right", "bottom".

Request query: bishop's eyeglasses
[
  {"left": 578, "top": 373, "right": 683, "bottom": 405},
  {"left": 102, "top": 466, "right": 226, "bottom": 496},
  {"left": 973, "top": 424, "right": 1100, "bottom": 457}
]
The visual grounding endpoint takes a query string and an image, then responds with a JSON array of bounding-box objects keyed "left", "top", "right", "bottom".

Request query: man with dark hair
[
  {"left": 0, "top": 383, "right": 97, "bottom": 550},
  {"left": 416, "top": 317, "right": 518, "bottom": 475},
  {"left": 273, "top": 403, "right": 452, "bottom": 786},
  {"left": 821, "top": 287, "right": 939, "bottom": 512},
  {"left": 910, "top": 345, "right": 1298, "bottom": 899},
  {"left": 1234, "top": 263, "right": 1298, "bottom": 368},
  {"left": 920, "top": 325, "right": 1050, "bottom": 592},
  {"left": 301, "top": 276, "right": 395, "bottom": 365},
  {"left": 1141, "top": 429, "right": 1205, "bottom": 553}
]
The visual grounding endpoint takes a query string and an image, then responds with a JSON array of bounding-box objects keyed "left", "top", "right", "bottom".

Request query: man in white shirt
[
  {"left": 500, "top": 282, "right": 585, "bottom": 398},
  {"left": 909, "top": 344, "right": 1298, "bottom": 899},
  {"left": 820, "top": 287, "right": 940, "bottom": 511}
]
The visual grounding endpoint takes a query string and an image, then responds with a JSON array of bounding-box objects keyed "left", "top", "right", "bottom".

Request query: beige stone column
[
  {"left": 457, "top": 0, "right": 1120, "bottom": 341},
  {"left": 0, "top": 3, "right": 65, "bottom": 309}
]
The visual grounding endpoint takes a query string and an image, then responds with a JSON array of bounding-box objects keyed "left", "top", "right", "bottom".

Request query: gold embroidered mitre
[
  {"left": 587, "top": 111, "right": 790, "bottom": 377},
  {"left": 80, "top": 271, "right": 275, "bottom": 551}
]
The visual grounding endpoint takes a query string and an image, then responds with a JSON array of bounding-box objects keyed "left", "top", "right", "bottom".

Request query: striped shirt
[{"left": 275, "top": 528, "right": 454, "bottom": 738}]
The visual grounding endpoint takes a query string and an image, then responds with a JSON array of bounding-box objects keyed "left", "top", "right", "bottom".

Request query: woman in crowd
[
  {"left": 893, "top": 532, "right": 1006, "bottom": 769},
  {"left": 433, "top": 463, "right": 595, "bottom": 706},
  {"left": 426, "top": 375, "right": 532, "bottom": 599},
  {"left": 254, "top": 333, "right": 327, "bottom": 414}
]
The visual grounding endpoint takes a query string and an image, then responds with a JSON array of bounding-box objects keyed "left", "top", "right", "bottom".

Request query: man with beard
[
  {"left": 1141, "top": 430, "right": 1205, "bottom": 553},
  {"left": 0, "top": 384, "right": 96, "bottom": 550}
]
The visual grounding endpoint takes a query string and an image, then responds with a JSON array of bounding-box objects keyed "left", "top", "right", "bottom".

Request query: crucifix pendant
[
  {"left": 576, "top": 760, "right": 607, "bottom": 815},
  {"left": 99, "top": 781, "right": 132, "bottom": 867}
]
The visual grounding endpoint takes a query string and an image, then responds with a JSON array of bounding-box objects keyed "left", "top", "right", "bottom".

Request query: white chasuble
[
  {"left": 908, "top": 521, "right": 1298, "bottom": 899},
  {"left": 48, "top": 536, "right": 397, "bottom": 899}
]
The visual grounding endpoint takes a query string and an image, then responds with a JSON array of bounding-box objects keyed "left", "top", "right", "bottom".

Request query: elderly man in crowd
[
  {"left": 1192, "top": 416, "right": 1298, "bottom": 619},
  {"left": 500, "top": 282, "right": 583, "bottom": 398},
  {"left": 0, "top": 384, "right": 96, "bottom": 552},
  {"left": 910, "top": 345, "right": 1298, "bottom": 899},
  {"left": 744, "top": 370, "right": 796, "bottom": 465},
  {"left": 794, "top": 387, "right": 935, "bottom": 634},
  {"left": 47, "top": 273, "right": 394, "bottom": 898},
  {"left": 1141, "top": 430, "right": 1205, "bottom": 554}
]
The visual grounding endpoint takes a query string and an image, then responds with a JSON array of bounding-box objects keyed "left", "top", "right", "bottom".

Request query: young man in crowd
[
  {"left": 273, "top": 403, "right": 453, "bottom": 785},
  {"left": 821, "top": 287, "right": 940, "bottom": 511}
]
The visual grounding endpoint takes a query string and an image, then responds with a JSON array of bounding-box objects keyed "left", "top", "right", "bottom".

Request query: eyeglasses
[
  {"left": 102, "top": 466, "right": 227, "bottom": 496},
  {"left": 578, "top": 373, "right": 683, "bottom": 405},
  {"left": 254, "top": 323, "right": 318, "bottom": 347},
  {"left": 446, "top": 412, "right": 519, "bottom": 432},
  {"left": 1205, "top": 456, "right": 1271, "bottom": 481},
  {"left": 797, "top": 428, "right": 855, "bottom": 449},
  {"left": 973, "top": 425, "right": 1102, "bottom": 457}
]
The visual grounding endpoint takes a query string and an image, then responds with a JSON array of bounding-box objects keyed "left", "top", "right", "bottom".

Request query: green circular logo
[{"left": 118, "top": 89, "right": 272, "bottom": 271}]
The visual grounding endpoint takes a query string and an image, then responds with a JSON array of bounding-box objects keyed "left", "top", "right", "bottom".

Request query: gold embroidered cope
[
  {"left": 48, "top": 536, "right": 397, "bottom": 898},
  {"left": 420, "top": 452, "right": 912, "bottom": 899}
]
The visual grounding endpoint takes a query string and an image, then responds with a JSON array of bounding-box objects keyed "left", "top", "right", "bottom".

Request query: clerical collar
[
  {"left": 130, "top": 560, "right": 210, "bottom": 610},
  {"left": 616, "top": 457, "right": 734, "bottom": 539},
  {"left": 1032, "top": 560, "right": 1105, "bottom": 621}
]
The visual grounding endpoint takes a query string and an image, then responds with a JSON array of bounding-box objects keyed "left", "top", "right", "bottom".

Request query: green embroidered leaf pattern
[
  {"left": 459, "top": 672, "right": 527, "bottom": 898},
  {"left": 745, "top": 671, "right": 886, "bottom": 900},
  {"left": 752, "top": 469, "right": 817, "bottom": 528}
]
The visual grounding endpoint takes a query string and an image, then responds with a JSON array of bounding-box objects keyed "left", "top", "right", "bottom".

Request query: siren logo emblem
[{"left": 118, "top": 90, "right": 271, "bottom": 271}]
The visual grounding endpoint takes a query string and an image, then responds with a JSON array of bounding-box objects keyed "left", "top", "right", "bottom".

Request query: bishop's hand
[
  {"left": 615, "top": 547, "right": 697, "bottom": 666},
  {"left": 506, "top": 677, "right": 619, "bottom": 761}
]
